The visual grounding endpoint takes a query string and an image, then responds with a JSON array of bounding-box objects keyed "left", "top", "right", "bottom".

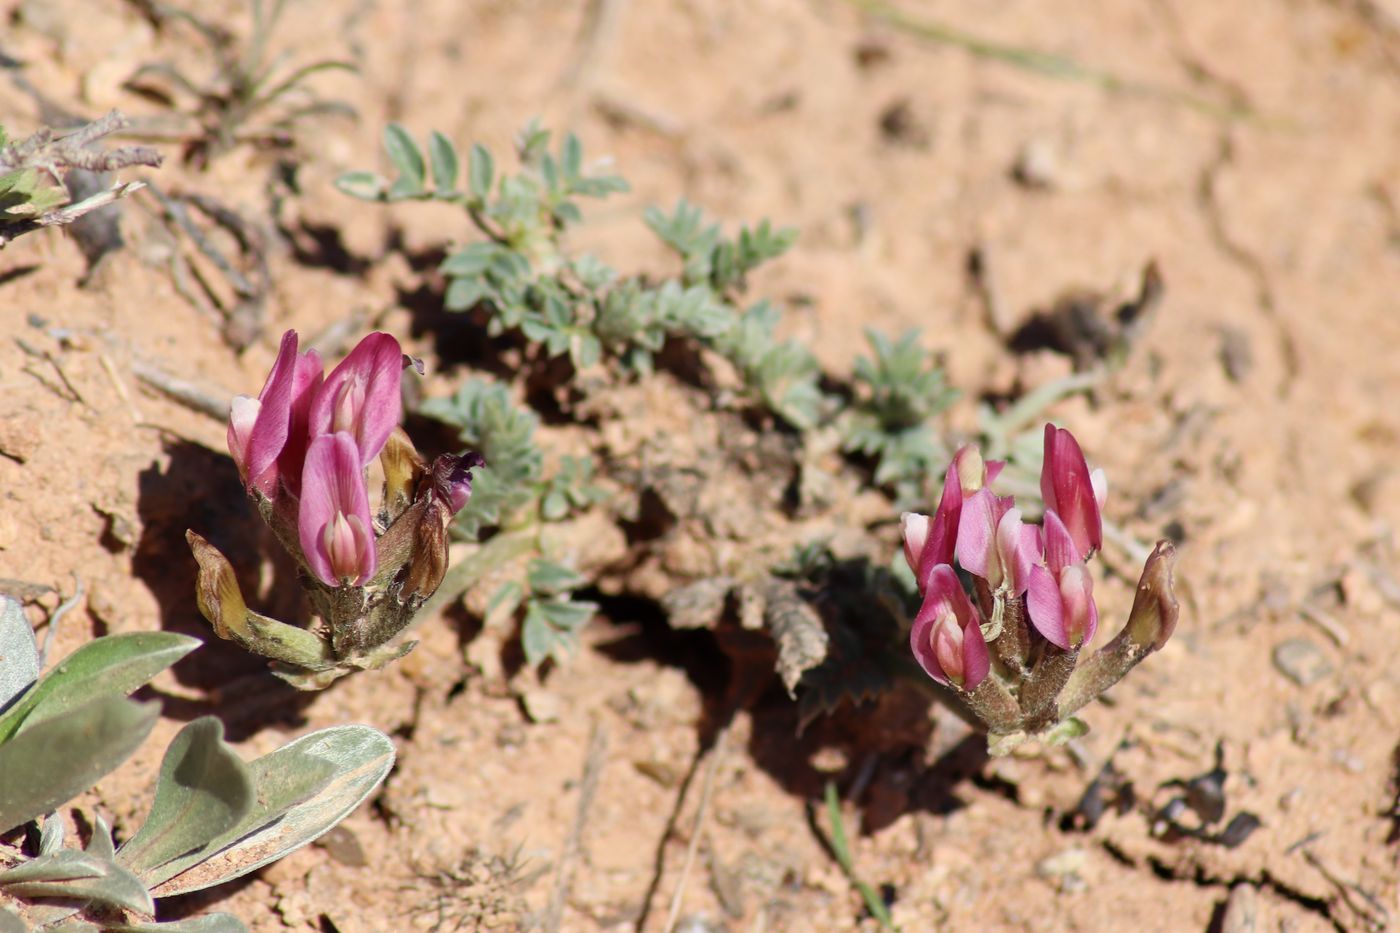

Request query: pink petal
[
  {"left": 910, "top": 564, "right": 979, "bottom": 684},
  {"left": 1090, "top": 467, "right": 1108, "bottom": 511},
  {"left": 1040, "top": 424, "right": 1102, "bottom": 559},
  {"left": 1026, "top": 563, "right": 1070, "bottom": 649},
  {"left": 955, "top": 488, "right": 998, "bottom": 581},
  {"left": 276, "top": 349, "right": 325, "bottom": 496},
  {"left": 917, "top": 462, "right": 962, "bottom": 592},
  {"left": 985, "top": 460, "right": 1005, "bottom": 485},
  {"left": 239, "top": 331, "right": 301, "bottom": 494},
  {"left": 960, "top": 613, "right": 990, "bottom": 690},
  {"left": 1042, "top": 510, "right": 1078, "bottom": 575},
  {"left": 309, "top": 333, "right": 404, "bottom": 466},
  {"left": 227, "top": 395, "right": 260, "bottom": 471},
  {"left": 298, "top": 432, "right": 376, "bottom": 585},
  {"left": 901, "top": 512, "right": 931, "bottom": 576},
  {"left": 996, "top": 508, "right": 1038, "bottom": 596},
  {"left": 1059, "top": 564, "right": 1098, "bottom": 646}
]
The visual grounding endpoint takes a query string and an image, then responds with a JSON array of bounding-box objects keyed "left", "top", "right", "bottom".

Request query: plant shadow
[{"left": 133, "top": 438, "right": 316, "bottom": 740}]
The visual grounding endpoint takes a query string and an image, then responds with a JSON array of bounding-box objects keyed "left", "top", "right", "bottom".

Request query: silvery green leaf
[
  {"left": 383, "top": 124, "right": 424, "bottom": 191},
  {"left": 118, "top": 718, "right": 255, "bottom": 878},
  {"left": 0, "top": 909, "right": 24, "bottom": 933},
  {"left": 137, "top": 741, "right": 336, "bottom": 889},
  {"left": 87, "top": 815, "right": 116, "bottom": 861},
  {"left": 0, "top": 849, "right": 105, "bottom": 884},
  {"left": 38, "top": 813, "right": 64, "bottom": 855},
  {"left": 0, "top": 697, "right": 159, "bottom": 834},
  {"left": 332, "top": 170, "right": 382, "bottom": 201},
  {"left": 150, "top": 725, "right": 394, "bottom": 896},
  {"left": 107, "top": 914, "right": 248, "bottom": 933},
  {"left": 0, "top": 849, "right": 153, "bottom": 916},
  {"left": 428, "top": 131, "right": 459, "bottom": 193},
  {"left": 561, "top": 133, "right": 582, "bottom": 180},
  {"left": 468, "top": 143, "right": 493, "bottom": 200},
  {"left": 0, "top": 596, "right": 38, "bottom": 712},
  {"left": 0, "top": 632, "right": 199, "bottom": 742}
]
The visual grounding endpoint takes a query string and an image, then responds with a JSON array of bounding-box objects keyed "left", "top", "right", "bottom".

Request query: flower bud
[
  {"left": 1040, "top": 424, "right": 1104, "bottom": 559},
  {"left": 900, "top": 512, "right": 930, "bottom": 576},
  {"left": 186, "top": 530, "right": 251, "bottom": 641},
  {"left": 910, "top": 565, "right": 990, "bottom": 690},
  {"left": 1026, "top": 510, "right": 1099, "bottom": 649}
]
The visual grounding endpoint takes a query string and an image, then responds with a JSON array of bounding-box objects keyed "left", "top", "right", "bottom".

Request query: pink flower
[
  {"left": 910, "top": 565, "right": 990, "bottom": 690},
  {"left": 228, "top": 331, "right": 322, "bottom": 497},
  {"left": 308, "top": 333, "right": 404, "bottom": 466},
  {"left": 955, "top": 489, "right": 1040, "bottom": 595},
  {"left": 298, "top": 432, "right": 377, "bottom": 586},
  {"left": 1040, "top": 424, "right": 1106, "bottom": 560},
  {"left": 904, "top": 445, "right": 1005, "bottom": 593},
  {"left": 1026, "top": 510, "right": 1099, "bottom": 649}
]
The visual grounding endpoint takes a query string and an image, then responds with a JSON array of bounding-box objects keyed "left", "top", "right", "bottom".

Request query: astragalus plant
[
  {"left": 187, "top": 329, "right": 482, "bottom": 688},
  {"left": 901, "top": 425, "right": 1178, "bottom": 753}
]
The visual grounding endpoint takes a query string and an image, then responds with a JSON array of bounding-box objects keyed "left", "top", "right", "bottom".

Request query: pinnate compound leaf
[
  {"left": 150, "top": 725, "right": 395, "bottom": 896},
  {"left": 117, "top": 718, "right": 255, "bottom": 878},
  {"left": 0, "top": 631, "right": 199, "bottom": 742},
  {"left": 0, "top": 596, "right": 38, "bottom": 712},
  {"left": 0, "top": 697, "right": 159, "bottom": 833},
  {"left": 0, "top": 849, "right": 154, "bottom": 916}
]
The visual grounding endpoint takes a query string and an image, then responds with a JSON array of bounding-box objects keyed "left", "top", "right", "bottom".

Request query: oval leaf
[
  {"left": 0, "top": 596, "right": 38, "bottom": 712},
  {"left": 151, "top": 725, "right": 395, "bottom": 896},
  {"left": 383, "top": 123, "right": 424, "bottom": 190},
  {"left": 428, "top": 130, "right": 458, "bottom": 193},
  {"left": 118, "top": 718, "right": 255, "bottom": 878},
  {"left": 0, "top": 697, "right": 159, "bottom": 833},
  {"left": 468, "top": 143, "right": 493, "bottom": 200},
  {"left": 0, "top": 632, "right": 199, "bottom": 742}
]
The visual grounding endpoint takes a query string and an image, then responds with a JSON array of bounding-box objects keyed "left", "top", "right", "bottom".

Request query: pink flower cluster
[
  {"left": 228, "top": 330, "right": 442, "bottom": 588},
  {"left": 902, "top": 425, "right": 1108, "bottom": 691}
]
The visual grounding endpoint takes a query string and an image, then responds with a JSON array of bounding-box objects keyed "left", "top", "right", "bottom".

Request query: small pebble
[{"left": 1272, "top": 638, "right": 1331, "bottom": 686}]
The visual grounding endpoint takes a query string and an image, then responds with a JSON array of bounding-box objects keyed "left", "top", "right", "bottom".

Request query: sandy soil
[{"left": 3, "top": 0, "right": 1400, "bottom": 930}]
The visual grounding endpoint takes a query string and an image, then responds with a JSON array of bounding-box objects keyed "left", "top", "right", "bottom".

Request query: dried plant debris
[
  {"left": 1066, "top": 741, "right": 1261, "bottom": 849},
  {"left": 125, "top": 0, "right": 355, "bottom": 166},
  {"left": 1008, "top": 261, "right": 1165, "bottom": 370},
  {"left": 0, "top": 111, "right": 161, "bottom": 248}
]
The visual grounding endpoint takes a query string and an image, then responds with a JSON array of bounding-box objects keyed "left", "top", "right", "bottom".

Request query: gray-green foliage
[
  {"left": 420, "top": 380, "right": 543, "bottom": 538},
  {"left": 841, "top": 329, "right": 960, "bottom": 499},
  {"left": 418, "top": 381, "right": 602, "bottom": 665},
  {"left": 336, "top": 123, "right": 822, "bottom": 410},
  {"left": 124, "top": 0, "right": 354, "bottom": 166},
  {"left": 0, "top": 597, "right": 395, "bottom": 930}
]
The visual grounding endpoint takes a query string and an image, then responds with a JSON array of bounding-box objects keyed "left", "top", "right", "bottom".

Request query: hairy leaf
[
  {"left": 0, "top": 631, "right": 198, "bottom": 742},
  {"left": 118, "top": 718, "right": 255, "bottom": 878},
  {"left": 0, "top": 697, "right": 159, "bottom": 833},
  {"left": 151, "top": 725, "right": 394, "bottom": 896},
  {"left": 0, "top": 596, "right": 38, "bottom": 713}
]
